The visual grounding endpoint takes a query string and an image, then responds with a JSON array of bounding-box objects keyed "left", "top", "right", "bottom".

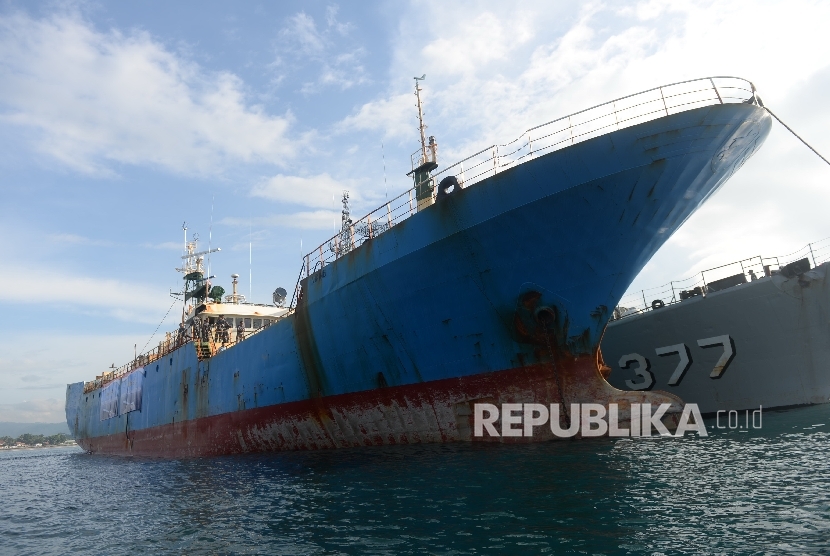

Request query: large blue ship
[{"left": 66, "top": 77, "right": 771, "bottom": 456}]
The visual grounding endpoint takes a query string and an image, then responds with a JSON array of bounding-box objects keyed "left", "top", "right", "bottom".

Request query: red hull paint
[{"left": 77, "top": 357, "right": 682, "bottom": 458}]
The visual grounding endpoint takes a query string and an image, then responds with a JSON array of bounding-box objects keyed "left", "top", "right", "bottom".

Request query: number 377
[{"left": 619, "top": 335, "right": 736, "bottom": 391}]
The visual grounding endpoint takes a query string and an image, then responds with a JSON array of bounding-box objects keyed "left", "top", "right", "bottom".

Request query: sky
[{"left": 2, "top": 0, "right": 830, "bottom": 422}]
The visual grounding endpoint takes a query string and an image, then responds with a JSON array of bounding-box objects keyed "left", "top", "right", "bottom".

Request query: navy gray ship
[{"left": 603, "top": 241, "right": 830, "bottom": 413}]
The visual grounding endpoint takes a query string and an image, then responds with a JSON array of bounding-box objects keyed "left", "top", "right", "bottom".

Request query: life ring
[{"left": 651, "top": 299, "right": 665, "bottom": 310}]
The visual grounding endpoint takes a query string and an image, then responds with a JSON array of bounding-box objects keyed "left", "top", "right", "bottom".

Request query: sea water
[{"left": 2, "top": 404, "right": 829, "bottom": 555}]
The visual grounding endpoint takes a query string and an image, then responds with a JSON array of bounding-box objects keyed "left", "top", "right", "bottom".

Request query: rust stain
[
  {"left": 512, "top": 290, "right": 570, "bottom": 353},
  {"left": 180, "top": 367, "right": 190, "bottom": 439},
  {"left": 596, "top": 347, "right": 612, "bottom": 380},
  {"left": 293, "top": 280, "right": 326, "bottom": 397},
  {"left": 195, "top": 362, "right": 209, "bottom": 419}
]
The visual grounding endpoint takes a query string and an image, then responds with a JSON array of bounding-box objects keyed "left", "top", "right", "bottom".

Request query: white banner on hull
[{"left": 119, "top": 368, "right": 144, "bottom": 415}]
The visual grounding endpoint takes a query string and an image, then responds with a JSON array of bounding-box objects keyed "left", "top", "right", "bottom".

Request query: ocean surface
[{"left": 2, "top": 404, "right": 830, "bottom": 555}]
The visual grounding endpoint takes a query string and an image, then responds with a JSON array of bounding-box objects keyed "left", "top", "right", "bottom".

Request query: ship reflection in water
[{"left": 4, "top": 404, "right": 830, "bottom": 554}]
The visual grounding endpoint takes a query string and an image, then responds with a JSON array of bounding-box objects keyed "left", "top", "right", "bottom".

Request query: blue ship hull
[{"left": 66, "top": 103, "right": 771, "bottom": 455}]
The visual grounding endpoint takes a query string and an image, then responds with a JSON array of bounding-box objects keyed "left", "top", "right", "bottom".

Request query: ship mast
[
  {"left": 175, "top": 227, "right": 220, "bottom": 320},
  {"left": 408, "top": 75, "right": 438, "bottom": 211},
  {"left": 414, "top": 74, "right": 428, "bottom": 165}
]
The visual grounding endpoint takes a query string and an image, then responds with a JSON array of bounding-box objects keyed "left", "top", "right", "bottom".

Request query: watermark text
[{"left": 473, "top": 403, "right": 707, "bottom": 438}]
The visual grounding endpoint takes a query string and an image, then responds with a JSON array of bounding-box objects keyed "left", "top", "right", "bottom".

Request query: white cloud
[
  {"left": 282, "top": 12, "right": 326, "bottom": 55},
  {"left": 250, "top": 173, "right": 358, "bottom": 209},
  {"left": 304, "top": 47, "right": 369, "bottom": 94},
  {"left": 339, "top": 0, "right": 830, "bottom": 152},
  {"left": 420, "top": 11, "right": 534, "bottom": 77},
  {"left": 0, "top": 11, "right": 296, "bottom": 175},
  {"left": 47, "top": 233, "right": 114, "bottom": 246},
  {"left": 0, "top": 262, "right": 174, "bottom": 323},
  {"left": 0, "top": 399, "right": 65, "bottom": 423},
  {"left": 222, "top": 210, "right": 339, "bottom": 231},
  {"left": 334, "top": 0, "right": 830, "bottom": 298},
  {"left": 277, "top": 9, "right": 368, "bottom": 94},
  {"left": 141, "top": 241, "right": 184, "bottom": 250},
  {"left": 326, "top": 6, "right": 354, "bottom": 36},
  {"left": 336, "top": 92, "right": 414, "bottom": 141},
  {"left": 0, "top": 332, "right": 156, "bottom": 417}
]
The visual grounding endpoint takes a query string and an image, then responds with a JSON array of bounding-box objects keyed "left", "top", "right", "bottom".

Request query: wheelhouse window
[
  {"left": 244, "top": 318, "right": 252, "bottom": 329},
  {"left": 253, "top": 319, "right": 262, "bottom": 329}
]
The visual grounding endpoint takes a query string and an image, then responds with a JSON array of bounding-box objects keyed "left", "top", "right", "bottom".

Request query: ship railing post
[
  {"left": 319, "top": 245, "right": 323, "bottom": 266},
  {"left": 408, "top": 189, "right": 413, "bottom": 215},
  {"left": 527, "top": 134, "right": 532, "bottom": 159},
  {"left": 670, "top": 281, "right": 676, "bottom": 303},
  {"left": 305, "top": 255, "right": 310, "bottom": 278},
  {"left": 386, "top": 202, "right": 392, "bottom": 227},
  {"left": 613, "top": 101, "right": 619, "bottom": 129},
  {"left": 569, "top": 116, "right": 574, "bottom": 144},
  {"left": 660, "top": 86, "right": 669, "bottom": 116},
  {"left": 809, "top": 243, "right": 817, "bottom": 268},
  {"left": 710, "top": 78, "right": 724, "bottom": 104},
  {"left": 367, "top": 214, "right": 373, "bottom": 239},
  {"left": 492, "top": 147, "right": 497, "bottom": 176},
  {"left": 701, "top": 271, "right": 707, "bottom": 295},
  {"left": 350, "top": 223, "right": 355, "bottom": 249}
]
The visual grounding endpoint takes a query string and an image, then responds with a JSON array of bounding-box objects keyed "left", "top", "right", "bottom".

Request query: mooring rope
[
  {"left": 139, "top": 299, "right": 179, "bottom": 356},
  {"left": 765, "top": 107, "right": 830, "bottom": 167}
]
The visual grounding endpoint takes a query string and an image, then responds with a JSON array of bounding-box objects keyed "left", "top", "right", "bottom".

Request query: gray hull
[{"left": 602, "top": 263, "right": 830, "bottom": 413}]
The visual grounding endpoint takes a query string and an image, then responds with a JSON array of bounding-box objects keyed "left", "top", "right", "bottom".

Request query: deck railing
[
  {"left": 612, "top": 237, "right": 830, "bottom": 320},
  {"left": 83, "top": 319, "right": 280, "bottom": 393},
  {"left": 294, "top": 76, "right": 761, "bottom": 301},
  {"left": 84, "top": 336, "right": 179, "bottom": 393}
]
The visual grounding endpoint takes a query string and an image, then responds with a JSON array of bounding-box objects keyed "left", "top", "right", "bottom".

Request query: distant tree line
[{"left": 0, "top": 433, "right": 70, "bottom": 447}]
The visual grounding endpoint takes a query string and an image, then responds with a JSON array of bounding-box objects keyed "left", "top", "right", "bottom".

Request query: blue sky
[{"left": 2, "top": 0, "right": 830, "bottom": 421}]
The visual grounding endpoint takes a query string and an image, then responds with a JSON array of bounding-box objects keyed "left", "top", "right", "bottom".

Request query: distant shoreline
[
  {"left": 0, "top": 422, "right": 71, "bottom": 437},
  {"left": 0, "top": 442, "right": 78, "bottom": 451}
]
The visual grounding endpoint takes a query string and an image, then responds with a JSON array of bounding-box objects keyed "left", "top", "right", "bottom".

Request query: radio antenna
[
  {"left": 382, "top": 142, "right": 388, "bottom": 201},
  {"left": 208, "top": 196, "right": 214, "bottom": 277},
  {"left": 181, "top": 222, "right": 187, "bottom": 321},
  {"left": 249, "top": 219, "right": 252, "bottom": 301}
]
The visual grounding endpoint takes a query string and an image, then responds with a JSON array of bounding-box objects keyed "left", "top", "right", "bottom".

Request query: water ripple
[{"left": 2, "top": 404, "right": 829, "bottom": 555}]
